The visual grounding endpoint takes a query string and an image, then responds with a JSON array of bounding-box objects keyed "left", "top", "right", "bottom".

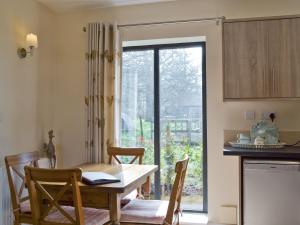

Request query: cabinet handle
[
  {"left": 263, "top": 68, "right": 266, "bottom": 96},
  {"left": 272, "top": 67, "right": 275, "bottom": 96}
]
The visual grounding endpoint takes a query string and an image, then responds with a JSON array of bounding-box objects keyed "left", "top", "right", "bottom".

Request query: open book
[{"left": 82, "top": 172, "right": 120, "bottom": 185}]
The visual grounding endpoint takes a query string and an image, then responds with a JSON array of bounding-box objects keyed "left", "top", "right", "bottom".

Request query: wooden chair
[
  {"left": 24, "top": 167, "right": 110, "bottom": 225},
  {"left": 5, "top": 151, "right": 40, "bottom": 225},
  {"left": 108, "top": 147, "right": 145, "bottom": 165},
  {"left": 119, "top": 155, "right": 189, "bottom": 225},
  {"left": 108, "top": 147, "right": 146, "bottom": 203}
]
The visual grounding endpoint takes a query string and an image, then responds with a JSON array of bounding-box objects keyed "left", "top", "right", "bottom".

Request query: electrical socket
[
  {"left": 261, "top": 111, "right": 276, "bottom": 120},
  {"left": 244, "top": 111, "right": 255, "bottom": 120}
]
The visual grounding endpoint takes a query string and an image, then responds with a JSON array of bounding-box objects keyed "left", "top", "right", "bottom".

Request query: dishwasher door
[{"left": 244, "top": 160, "right": 300, "bottom": 225}]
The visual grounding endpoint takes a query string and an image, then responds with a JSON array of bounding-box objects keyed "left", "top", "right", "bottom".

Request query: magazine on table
[{"left": 82, "top": 172, "right": 120, "bottom": 185}]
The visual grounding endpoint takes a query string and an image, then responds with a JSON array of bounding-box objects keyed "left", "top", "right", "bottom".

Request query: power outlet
[
  {"left": 244, "top": 111, "right": 255, "bottom": 120},
  {"left": 261, "top": 112, "right": 276, "bottom": 120}
]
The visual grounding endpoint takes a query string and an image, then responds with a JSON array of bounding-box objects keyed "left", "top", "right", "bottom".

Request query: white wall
[
  {"left": 0, "top": 0, "right": 57, "bottom": 163},
  {"left": 51, "top": 0, "right": 300, "bottom": 223}
]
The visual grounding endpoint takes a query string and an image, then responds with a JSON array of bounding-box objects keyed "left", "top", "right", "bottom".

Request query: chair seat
[
  {"left": 121, "top": 189, "right": 138, "bottom": 206},
  {"left": 45, "top": 206, "right": 110, "bottom": 225},
  {"left": 20, "top": 200, "right": 31, "bottom": 214},
  {"left": 121, "top": 199, "right": 169, "bottom": 224}
]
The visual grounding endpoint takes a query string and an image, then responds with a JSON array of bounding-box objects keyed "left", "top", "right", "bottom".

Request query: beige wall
[
  {"left": 0, "top": 0, "right": 56, "bottom": 163},
  {"left": 51, "top": 0, "right": 300, "bottom": 223}
]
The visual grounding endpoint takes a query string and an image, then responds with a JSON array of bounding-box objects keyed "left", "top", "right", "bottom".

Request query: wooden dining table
[{"left": 43, "top": 163, "right": 158, "bottom": 225}]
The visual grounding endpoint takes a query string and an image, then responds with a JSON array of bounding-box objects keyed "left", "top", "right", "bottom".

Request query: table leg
[
  {"left": 110, "top": 193, "right": 121, "bottom": 225},
  {"left": 142, "top": 176, "right": 151, "bottom": 199}
]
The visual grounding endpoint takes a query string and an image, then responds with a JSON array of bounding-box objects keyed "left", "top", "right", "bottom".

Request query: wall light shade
[
  {"left": 17, "top": 33, "right": 38, "bottom": 59},
  {"left": 26, "top": 33, "right": 38, "bottom": 48}
]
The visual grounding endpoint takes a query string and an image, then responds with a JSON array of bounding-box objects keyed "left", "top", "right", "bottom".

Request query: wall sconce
[{"left": 17, "top": 33, "right": 38, "bottom": 59}]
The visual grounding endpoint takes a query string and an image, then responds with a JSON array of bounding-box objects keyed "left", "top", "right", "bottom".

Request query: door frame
[{"left": 123, "top": 42, "right": 207, "bottom": 213}]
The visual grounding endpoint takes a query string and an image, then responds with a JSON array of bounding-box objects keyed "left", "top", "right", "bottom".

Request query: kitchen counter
[
  {"left": 224, "top": 144, "right": 300, "bottom": 225},
  {"left": 223, "top": 145, "right": 300, "bottom": 159},
  {"left": 223, "top": 130, "right": 300, "bottom": 225}
]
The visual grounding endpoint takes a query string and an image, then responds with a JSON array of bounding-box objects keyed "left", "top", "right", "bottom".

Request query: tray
[{"left": 229, "top": 142, "right": 286, "bottom": 149}]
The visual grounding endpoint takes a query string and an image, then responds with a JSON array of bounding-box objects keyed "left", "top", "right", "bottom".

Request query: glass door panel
[
  {"left": 121, "top": 50, "right": 155, "bottom": 166},
  {"left": 159, "top": 46, "right": 204, "bottom": 211}
]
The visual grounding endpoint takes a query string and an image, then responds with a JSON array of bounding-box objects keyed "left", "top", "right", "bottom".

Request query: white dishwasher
[{"left": 244, "top": 160, "right": 300, "bottom": 225}]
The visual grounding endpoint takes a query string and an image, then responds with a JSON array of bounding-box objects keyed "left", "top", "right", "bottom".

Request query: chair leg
[
  {"left": 137, "top": 186, "right": 144, "bottom": 199},
  {"left": 174, "top": 213, "right": 180, "bottom": 225}
]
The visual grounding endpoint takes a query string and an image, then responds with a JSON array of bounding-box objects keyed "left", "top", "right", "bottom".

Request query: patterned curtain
[{"left": 85, "top": 22, "right": 121, "bottom": 163}]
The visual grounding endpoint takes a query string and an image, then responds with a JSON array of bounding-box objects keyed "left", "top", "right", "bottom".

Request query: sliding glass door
[{"left": 121, "top": 42, "right": 207, "bottom": 212}]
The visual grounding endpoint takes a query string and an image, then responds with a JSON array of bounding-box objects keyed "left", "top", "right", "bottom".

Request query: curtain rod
[
  {"left": 118, "top": 16, "right": 225, "bottom": 28},
  {"left": 82, "top": 16, "right": 225, "bottom": 31}
]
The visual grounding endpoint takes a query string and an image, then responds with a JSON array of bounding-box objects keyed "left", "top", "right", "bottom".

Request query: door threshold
[{"left": 181, "top": 212, "right": 208, "bottom": 225}]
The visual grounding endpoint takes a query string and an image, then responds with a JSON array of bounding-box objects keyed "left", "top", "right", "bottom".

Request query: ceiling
[{"left": 37, "top": 0, "right": 176, "bottom": 12}]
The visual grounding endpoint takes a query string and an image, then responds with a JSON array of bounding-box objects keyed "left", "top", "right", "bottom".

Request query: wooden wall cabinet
[{"left": 223, "top": 15, "right": 300, "bottom": 100}]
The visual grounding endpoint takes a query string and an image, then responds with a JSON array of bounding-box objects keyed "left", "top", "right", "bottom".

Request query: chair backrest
[
  {"left": 25, "top": 167, "right": 83, "bottom": 225},
  {"left": 108, "top": 147, "right": 145, "bottom": 165},
  {"left": 165, "top": 155, "right": 189, "bottom": 225},
  {"left": 5, "top": 151, "right": 40, "bottom": 216}
]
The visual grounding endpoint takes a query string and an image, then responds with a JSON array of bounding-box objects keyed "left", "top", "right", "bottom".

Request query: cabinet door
[
  {"left": 223, "top": 21, "right": 269, "bottom": 99},
  {"left": 289, "top": 18, "right": 300, "bottom": 97},
  {"left": 267, "top": 18, "right": 300, "bottom": 98}
]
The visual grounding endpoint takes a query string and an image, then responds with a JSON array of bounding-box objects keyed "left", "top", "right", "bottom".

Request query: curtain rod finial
[
  {"left": 83, "top": 27, "right": 87, "bottom": 32},
  {"left": 216, "top": 16, "right": 225, "bottom": 25}
]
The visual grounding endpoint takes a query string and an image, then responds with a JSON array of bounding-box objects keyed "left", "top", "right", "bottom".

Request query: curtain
[{"left": 85, "top": 22, "right": 122, "bottom": 163}]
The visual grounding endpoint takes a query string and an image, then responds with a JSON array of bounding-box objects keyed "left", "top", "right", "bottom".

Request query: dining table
[{"left": 42, "top": 163, "right": 158, "bottom": 225}]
